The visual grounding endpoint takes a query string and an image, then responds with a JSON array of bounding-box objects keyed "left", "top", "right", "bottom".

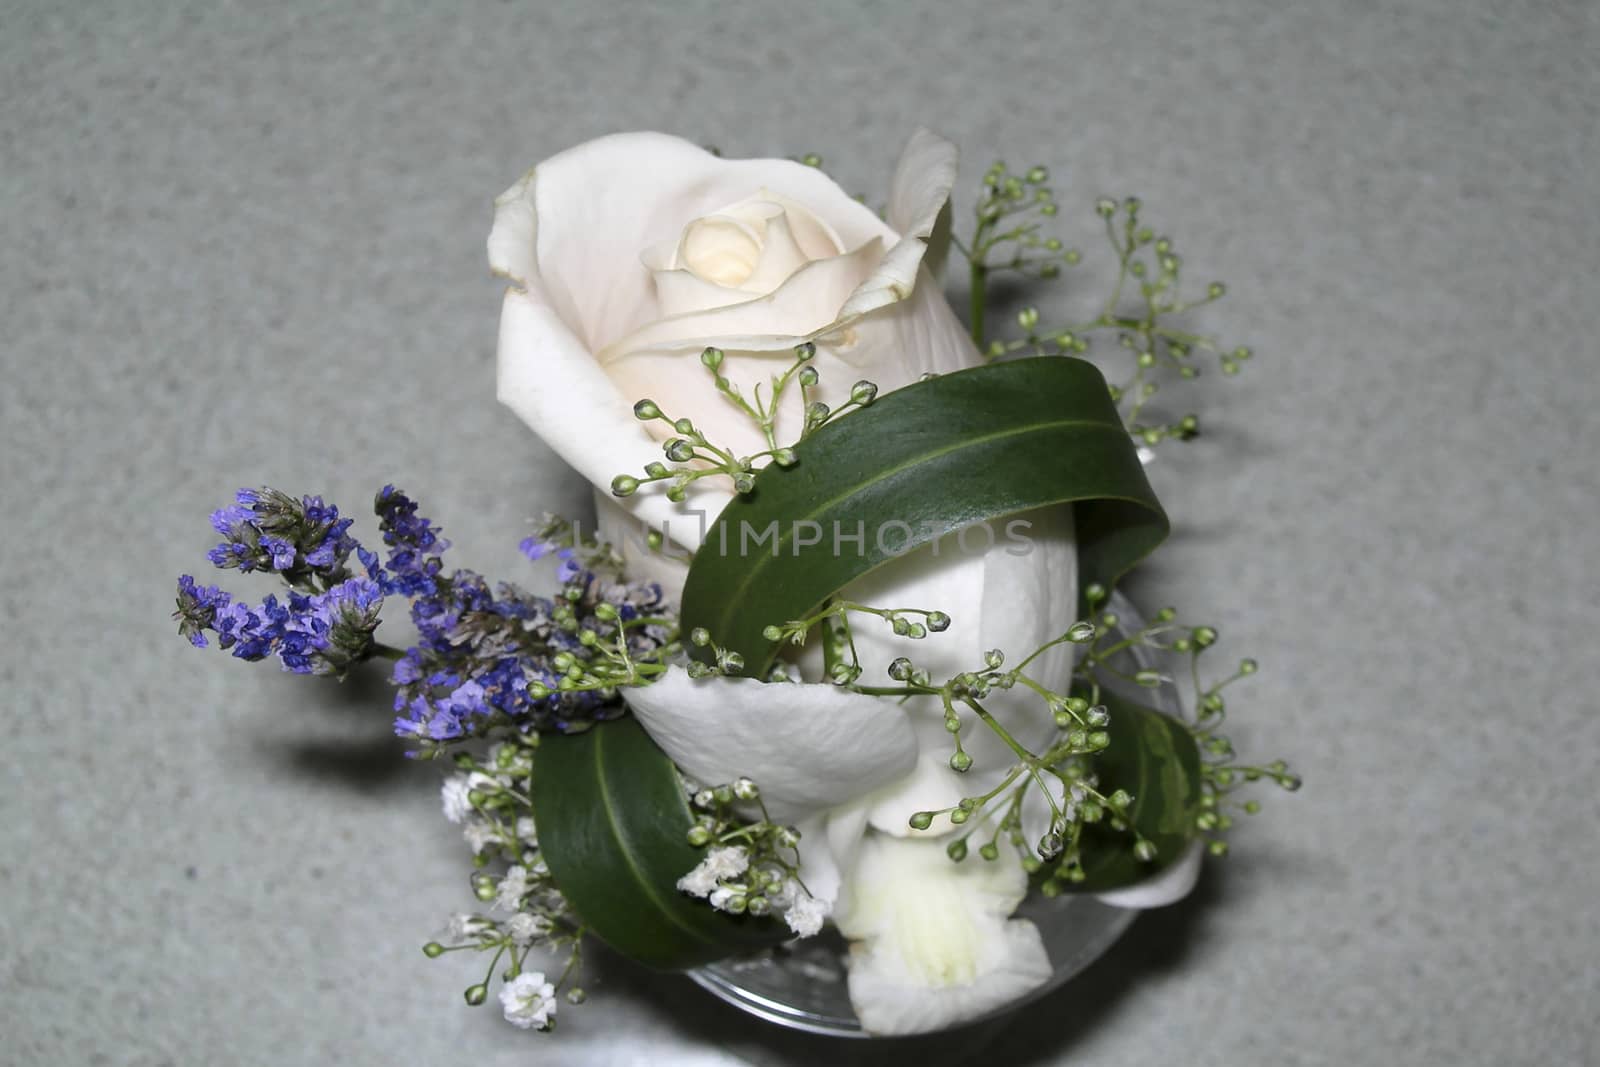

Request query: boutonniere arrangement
[{"left": 173, "top": 130, "right": 1298, "bottom": 1037}]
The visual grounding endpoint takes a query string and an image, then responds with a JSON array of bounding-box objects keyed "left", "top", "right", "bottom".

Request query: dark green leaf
[
  {"left": 530, "top": 716, "right": 790, "bottom": 970},
  {"left": 1061, "top": 687, "right": 1202, "bottom": 892},
  {"left": 680, "top": 357, "right": 1167, "bottom": 673}
]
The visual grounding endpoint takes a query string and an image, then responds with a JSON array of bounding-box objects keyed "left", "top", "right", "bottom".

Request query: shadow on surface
[{"left": 246, "top": 660, "right": 415, "bottom": 792}]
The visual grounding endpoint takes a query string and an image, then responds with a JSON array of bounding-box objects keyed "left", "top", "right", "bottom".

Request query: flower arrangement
[{"left": 172, "top": 129, "right": 1298, "bottom": 1038}]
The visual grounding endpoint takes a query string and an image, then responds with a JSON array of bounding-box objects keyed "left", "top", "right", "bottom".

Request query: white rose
[{"left": 488, "top": 131, "right": 1197, "bottom": 1035}]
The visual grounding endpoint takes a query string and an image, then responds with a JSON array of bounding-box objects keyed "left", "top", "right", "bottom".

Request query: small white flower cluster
[
  {"left": 499, "top": 970, "right": 557, "bottom": 1031},
  {"left": 427, "top": 735, "right": 587, "bottom": 1034},
  {"left": 675, "top": 775, "right": 833, "bottom": 940}
]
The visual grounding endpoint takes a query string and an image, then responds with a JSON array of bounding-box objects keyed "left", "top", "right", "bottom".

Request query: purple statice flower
[
  {"left": 518, "top": 535, "right": 552, "bottom": 561},
  {"left": 203, "top": 488, "right": 366, "bottom": 585},
  {"left": 180, "top": 485, "right": 679, "bottom": 751},
  {"left": 374, "top": 485, "right": 449, "bottom": 596},
  {"left": 175, "top": 574, "right": 384, "bottom": 678},
  {"left": 276, "top": 577, "right": 385, "bottom": 676},
  {"left": 174, "top": 575, "right": 234, "bottom": 647}
]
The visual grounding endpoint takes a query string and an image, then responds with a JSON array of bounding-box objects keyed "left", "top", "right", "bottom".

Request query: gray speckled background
[{"left": 4, "top": 2, "right": 1597, "bottom": 1064}]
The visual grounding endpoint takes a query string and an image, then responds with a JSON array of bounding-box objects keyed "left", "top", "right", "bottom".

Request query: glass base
[{"left": 689, "top": 592, "right": 1179, "bottom": 1037}]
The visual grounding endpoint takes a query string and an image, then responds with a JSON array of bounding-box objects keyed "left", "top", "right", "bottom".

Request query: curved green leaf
[
  {"left": 680, "top": 357, "right": 1167, "bottom": 672},
  {"left": 530, "top": 716, "right": 790, "bottom": 970},
  {"left": 1061, "top": 687, "right": 1202, "bottom": 892}
]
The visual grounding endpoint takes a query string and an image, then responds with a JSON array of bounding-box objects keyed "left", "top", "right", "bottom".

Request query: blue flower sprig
[{"left": 174, "top": 487, "right": 676, "bottom": 756}]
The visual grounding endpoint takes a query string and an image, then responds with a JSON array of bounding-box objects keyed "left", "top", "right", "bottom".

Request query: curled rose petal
[
  {"left": 833, "top": 832, "right": 1051, "bottom": 1035},
  {"left": 623, "top": 668, "right": 919, "bottom": 826}
]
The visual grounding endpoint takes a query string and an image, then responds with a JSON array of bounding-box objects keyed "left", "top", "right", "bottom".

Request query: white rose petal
[
  {"left": 833, "top": 832, "right": 1051, "bottom": 1036},
  {"left": 622, "top": 667, "right": 919, "bottom": 826},
  {"left": 491, "top": 128, "right": 971, "bottom": 563}
]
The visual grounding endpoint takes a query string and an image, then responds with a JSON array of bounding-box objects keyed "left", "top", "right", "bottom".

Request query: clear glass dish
[{"left": 689, "top": 591, "right": 1181, "bottom": 1037}]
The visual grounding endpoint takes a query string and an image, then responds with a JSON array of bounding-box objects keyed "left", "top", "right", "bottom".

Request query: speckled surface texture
[{"left": 3, "top": 2, "right": 1597, "bottom": 1064}]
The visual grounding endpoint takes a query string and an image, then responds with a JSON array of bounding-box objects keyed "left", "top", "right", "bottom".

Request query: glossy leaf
[
  {"left": 679, "top": 357, "right": 1167, "bottom": 673},
  {"left": 1061, "top": 687, "right": 1202, "bottom": 892},
  {"left": 530, "top": 716, "right": 790, "bottom": 969}
]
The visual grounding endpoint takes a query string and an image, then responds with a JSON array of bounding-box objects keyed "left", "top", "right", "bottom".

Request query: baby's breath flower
[
  {"left": 499, "top": 971, "right": 557, "bottom": 1031},
  {"left": 703, "top": 846, "right": 749, "bottom": 880},
  {"left": 783, "top": 892, "right": 829, "bottom": 938},
  {"left": 505, "top": 911, "right": 553, "bottom": 946},
  {"left": 445, "top": 913, "right": 492, "bottom": 941},
  {"left": 440, "top": 775, "right": 473, "bottom": 824},
  {"left": 495, "top": 865, "right": 530, "bottom": 911},
  {"left": 676, "top": 860, "right": 720, "bottom": 899},
  {"left": 463, "top": 820, "right": 498, "bottom": 855}
]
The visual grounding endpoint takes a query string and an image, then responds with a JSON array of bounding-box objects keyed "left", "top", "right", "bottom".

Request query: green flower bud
[
  {"left": 1133, "top": 839, "right": 1158, "bottom": 862},
  {"left": 610, "top": 475, "right": 639, "bottom": 497},
  {"left": 700, "top": 346, "right": 724, "bottom": 368},
  {"left": 423, "top": 941, "right": 445, "bottom": 958},
  {"left": 686, "top": 825, "right": 712, "bottom": 846},
  {"left": 888, "top": 656, "right": 913, "bottom": 681},
  {"left": 1066, "top": 620, "right": 1097, "bottom": 643},
  {"left": 949, "top": 751, "right": 972, "bottom": 772},
  {"left": 673, "top": 417, "right": 694, "bottom": 434},
  {"left": 798, "top": 366, "right": 819, "bottom": 387},
  {"left": 908, "top": 811, "right": 935, "bottom": 831},
  {"left": 566, "top": 988, "right": 587, "bottom": 1005},
  {"left": 773, "top": 448, "right": 797, "bottom": 467},
  {"left": 983, "top": 649, "right": 1004, "bottom": 669},
  {"left": 665, "top": 438, "right": 695, "bottom": 463},
  {"left": 949, "top": 808, "right": 969, "bottom": 824},
  {"left": 464, "top": 984, "right": 488, "bottom": 1006},
  {"left": 1209, "top": 839, "right": 1230, "bottom": 857},
  {"left": 926, "top": 611, "right": 951, "bottom": 632},
  {"left": 733, "top": 777, "right": 759, "bottom": 800},
  {"left": 979, "top": 843, "right": 1000, "bottom": 861},
  {"left": 794, "top": 341, "right": 816, "bottom": 361},
  {"left": 1095, "top": 197, "right": 1116, "bottom": 218},
  {"left": 1193, "top": 626, "right": 1218, "bottom": 648},
  {"left": 633, "top": 399, "right": 661, "bottom": 420},
  {"left": 946, "top": 839, "right": 968, "bottom": 862},
  {"left": 690, "top": 627, "right": 711, "bottom": 647},
  {"left": 850, "top": 380, "right": 878, "bottom": 405}
]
